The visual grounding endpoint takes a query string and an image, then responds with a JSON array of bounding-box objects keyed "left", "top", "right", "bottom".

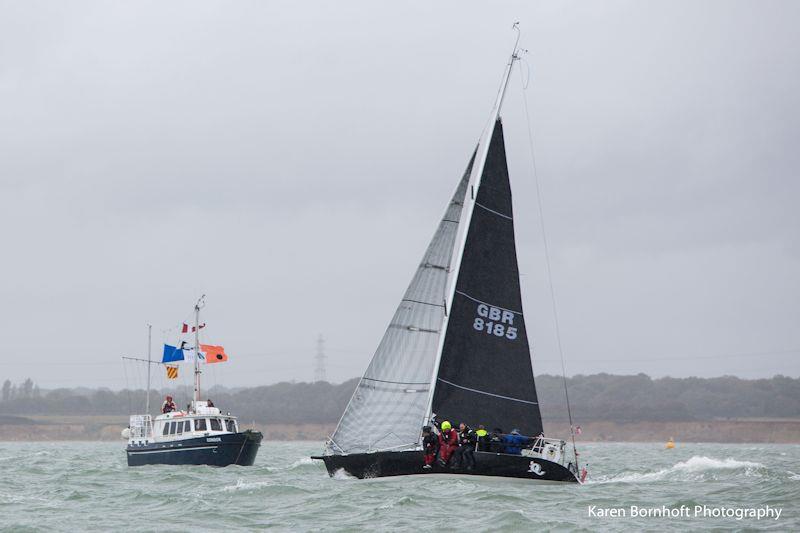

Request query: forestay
[{"left": 328, "top": 154, "right": 474, "bottom": 454}]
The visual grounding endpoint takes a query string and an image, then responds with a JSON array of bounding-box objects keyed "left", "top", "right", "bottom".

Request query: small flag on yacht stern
[
  {"left": 200, "top": 344, "right": 228, "bottom": 364},
  {"left": 166, "top": 366, "right": 178, "bottom": 379},
  {"left": 181, "top": 323, "right": 206, "bottom": 333}
]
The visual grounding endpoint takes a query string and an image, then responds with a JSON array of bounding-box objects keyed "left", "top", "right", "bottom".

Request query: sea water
[{"left": 0, "top": 441, "right": 797, "bottom": 531}]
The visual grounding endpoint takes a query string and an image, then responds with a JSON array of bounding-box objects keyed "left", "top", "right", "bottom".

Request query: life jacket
[{"left": 439, "top": 429, "right": 458, "bottom": 447}]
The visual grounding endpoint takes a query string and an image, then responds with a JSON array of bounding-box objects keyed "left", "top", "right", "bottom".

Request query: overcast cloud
[{"left": 1, "top": 0, "right": 798, "bottom": 389}]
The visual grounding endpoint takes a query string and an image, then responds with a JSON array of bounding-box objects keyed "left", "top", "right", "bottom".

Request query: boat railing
[
  {"left": 129, "top": 414, "right": 153, "bottom": 440},
  {"left": 474, "top": 432, "right": 567, "bottom": 463},
  {"left": 528, "top": 436, "right": 566, "bottom": 453}
]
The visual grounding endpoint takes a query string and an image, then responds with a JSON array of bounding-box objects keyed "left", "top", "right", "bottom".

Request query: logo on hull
[{"left": 528, "top": 461, "right": 545, "bottom": 476}]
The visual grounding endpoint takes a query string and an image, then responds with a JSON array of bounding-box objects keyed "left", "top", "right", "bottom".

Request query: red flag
[{"left": 182, "top": 323, "right": 206, "bottom": 333}]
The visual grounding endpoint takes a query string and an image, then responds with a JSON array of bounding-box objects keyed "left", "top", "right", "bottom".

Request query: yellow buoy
[{"left": 665, "top": 437, "right": 675, "bottom": 449}]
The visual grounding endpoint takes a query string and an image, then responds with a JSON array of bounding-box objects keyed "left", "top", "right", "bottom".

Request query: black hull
[
  {"left": 127, "top": 430, "right": 262, "bottom": 467},
  {"left": 314, "top": 450, "right": 579, "bottom": 483}
]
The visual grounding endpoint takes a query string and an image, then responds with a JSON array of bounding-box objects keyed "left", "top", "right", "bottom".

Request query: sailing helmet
[{"left": 441, "top": 421, "right": 452, "bottom": 431}]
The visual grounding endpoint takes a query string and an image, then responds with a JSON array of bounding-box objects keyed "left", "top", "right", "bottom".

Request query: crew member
[
  {"left": 475, "top": 425, "right": 489, "bottom": 451},
  {"left": 437, "top": 420, "right": 459, "bottom": 466},
  {"left": 161, "top": 395, "right": 176, "bottom": 414},
  {"left": 489, "top": 428, "right": 505, "bottom": 453},
  {"left": 502, "top": 428, "right": 530, "bottom": 455},
  {"left": 206, "top": 399, "right": 215, "bottom": 408},
  {"left": 452, "top": 422, "right": 476, "bottom": 470},
  {"left": 421, "top": 426, "right": 438, "bottom": 470}
]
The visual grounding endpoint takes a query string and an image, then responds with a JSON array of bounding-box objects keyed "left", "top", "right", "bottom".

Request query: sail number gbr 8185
[{"left": 472, "top": 303, "right": 518, "bottom": 340}]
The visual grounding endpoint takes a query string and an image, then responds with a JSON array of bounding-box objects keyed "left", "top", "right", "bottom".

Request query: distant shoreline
[{"left": 1, "top": 417, "right": 799, "bottom": 443}]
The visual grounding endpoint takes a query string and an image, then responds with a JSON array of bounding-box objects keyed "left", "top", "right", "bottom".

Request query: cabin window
[
  {"left": 169, "top": 422, "right": 177, "bottom": 435},
  {"left": 176, "top": 421, "right": 183, "bottom": 435},
  {"left": 210, "top": 418, "right": 222, "bottom": 431},
  {"left": 226, "top": 419, "right": 236, "bottom": 433},
  {"left": 195, "top": 419, "right": 207, "bottom": 431},
  {"left": 184, "top": 420, "right": 191, "bottom": 433},
  {"left": 162, "top": 423, "right": 169, "bottom": 436}
]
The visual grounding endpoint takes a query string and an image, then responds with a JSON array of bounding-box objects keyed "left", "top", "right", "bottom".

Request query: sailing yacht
[
  {"left": 123, "top": 297, "right": 263, "bottom": 466},
  {"left": 312, "top": 30, "right": 585, "bottom": 483}
]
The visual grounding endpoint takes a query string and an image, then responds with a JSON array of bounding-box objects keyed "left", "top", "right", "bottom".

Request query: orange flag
[{"left": 200, "top": 344, "right": 228, "bottom": 364}]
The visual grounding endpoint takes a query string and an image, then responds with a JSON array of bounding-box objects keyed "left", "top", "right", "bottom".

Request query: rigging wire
[{"left": 518, "top": 56, "right": 580, "bottom": 466}]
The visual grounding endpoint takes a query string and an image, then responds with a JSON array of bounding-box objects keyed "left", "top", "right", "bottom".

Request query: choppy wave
[
  {"left": 0, "top": 442, "right": 797, "bottom": 531},
  {"left": 332, "top": 467, "right": 355, "bottom": 480},
  {"left": 221, "top": 478, "right": 273, "bottom": 492},
  {"left": 593, "top": 455, "right": 765, "bottom": 484},
  {"left": 286, "top": 456, "right": 316, "bottom": 469}
]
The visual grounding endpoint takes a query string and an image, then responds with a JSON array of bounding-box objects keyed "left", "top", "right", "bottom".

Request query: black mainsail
[{"left": 431, "top": 118, "right": 542, "bottom": 437}]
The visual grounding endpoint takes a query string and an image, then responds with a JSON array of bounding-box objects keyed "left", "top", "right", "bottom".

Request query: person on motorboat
[
  {"left": 502, "top": 428, "right": 531, "bottom": 455},
  {"left": 452, "top": 423, "right": 476, "bottom": 470},
  {"left": 436, "top": 420, "right": 459, "bottom": 466},
  {"left": 206, "top": 399, "right": 215, "bottom": 408},
  {"left": 421, "top": 426, "right": 438, "bottom": 470},
  {"left": 161, "top": 395, "right": 176, "bottom": 414}
]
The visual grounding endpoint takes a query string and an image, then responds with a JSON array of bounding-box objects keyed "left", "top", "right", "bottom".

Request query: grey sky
[{"left": 1, "top": 1, "right": 798, "bottom": 389}]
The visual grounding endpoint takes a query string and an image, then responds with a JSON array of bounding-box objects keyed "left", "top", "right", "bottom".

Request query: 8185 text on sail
[{"left": 588, "top": 505, "right": 782, "bottom": 521}]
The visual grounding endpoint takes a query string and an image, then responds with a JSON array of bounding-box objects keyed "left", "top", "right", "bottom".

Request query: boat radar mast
[{"left": 193, "top": 294, "right": 205, "bottom": 404}]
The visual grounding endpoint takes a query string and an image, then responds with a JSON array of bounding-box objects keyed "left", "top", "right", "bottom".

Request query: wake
[{"left": 592, "top": 456, "right": 765, "bottom": 484}]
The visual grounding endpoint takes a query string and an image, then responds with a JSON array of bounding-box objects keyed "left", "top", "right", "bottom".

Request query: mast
[
  {"left": 423, "top": 24, "right": 523, "bottom": 425},
  {"left": 146, "top": 323, "right": 152, "bottom": 414},
  {"left": 193, "top": 295, "right": 205, "bottom": 403}
]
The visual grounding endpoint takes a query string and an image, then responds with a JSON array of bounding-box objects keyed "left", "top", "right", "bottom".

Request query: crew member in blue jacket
[{"left": 502, "top": 428, "right": 530, "bottom": 455}]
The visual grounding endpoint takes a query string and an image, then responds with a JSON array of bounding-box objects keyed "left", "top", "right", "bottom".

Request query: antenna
[{"left": 314, "top": 334, "right": 327, "bottom": 382}]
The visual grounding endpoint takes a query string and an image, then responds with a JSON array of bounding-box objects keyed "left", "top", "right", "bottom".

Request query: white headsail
[{"left": 328, "top": 157, "right": 474, "bottom": 454}]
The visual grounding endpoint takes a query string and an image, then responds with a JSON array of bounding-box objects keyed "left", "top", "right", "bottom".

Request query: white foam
[
  {"left": 221, "top": 478, "right": 272, "bottom": 492},
  {"left": 332, "top": 468, "right": 355, "bottom": 480},
  {"left": 593, "top": 456, "right": 765, "bottom": 484},
  {"left": 287, "top": 457, "right": 315, "bottom": 469}
]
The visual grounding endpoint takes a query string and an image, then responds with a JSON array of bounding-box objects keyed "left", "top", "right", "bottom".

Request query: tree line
[{"left": 0, "top": 374, "right": 797, "bottom": 423}]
